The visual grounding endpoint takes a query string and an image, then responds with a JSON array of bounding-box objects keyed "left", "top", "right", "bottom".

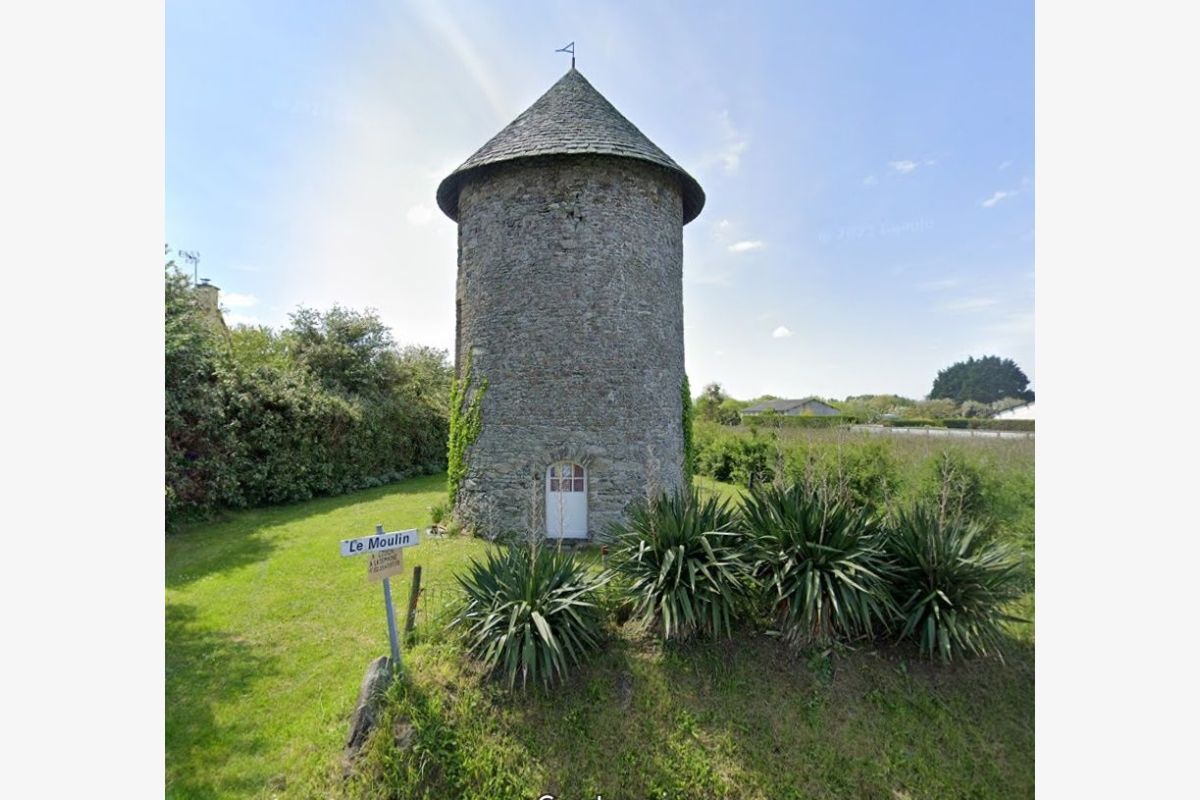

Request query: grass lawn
[
  {"left": 166, "top": 474, "right": 487, "bottom": 798},
  {"left": 167, "top": 473, "right": 1033, "bottom": 799}
]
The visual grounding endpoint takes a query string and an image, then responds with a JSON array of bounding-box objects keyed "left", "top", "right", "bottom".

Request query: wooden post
[{"left": 404, "top": 565, "right": 423, "bottom": 635}]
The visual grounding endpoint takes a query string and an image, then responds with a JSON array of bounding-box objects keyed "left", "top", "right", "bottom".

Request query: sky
[{"left": 167, "top": 0, "right": 1033, "bottom": 401}]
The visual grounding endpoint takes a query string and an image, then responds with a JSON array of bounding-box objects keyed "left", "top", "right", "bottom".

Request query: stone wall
[{"left": 454, "top": 154, "right": 686, "bottom": 538}]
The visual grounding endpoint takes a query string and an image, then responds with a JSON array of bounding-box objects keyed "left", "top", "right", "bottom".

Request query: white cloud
[
  {"left": 772, "top": 325, "right": 793, "bottom": 339},
  {"left": 919, "top": 277, "right": 960, "bottom": 291},
  {"left": 728, "top": 240, "right": 764, "bottom": 253},
  {"left": 699, "top": 110, "right": 748, "bottom": 175},
  {"left": 222, "top": 292, "right": 258, "bottom": 308},
  {"left": 716, "top": 110, "right": 748, "bottom": 173},
  {"left": 406, "top": 203, "right": 435, "bottom": 225},
  {"left": 889, "top": 159, "right": 919, "bottom": 174},
  {"left": 862, "top": 175, "right": 877, "bottom": 186},
  {"left": 982, "top": 190, "right": 1016, "bottom": 208},
  {"left": 942, "top": 297, "right": 998, "bottom": 312}
]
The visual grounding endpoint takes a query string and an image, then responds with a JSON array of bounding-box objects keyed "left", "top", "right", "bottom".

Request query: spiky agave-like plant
[
  {"left": 741, "top": 483, "right": 894, "bottom": 649},
  {"left": 612, "top": 489, "right": 750, "bottom": 641},
  {"left": 451, "top": 540, "right": 609, "bottom": 690},
  {"left": 885, "top": 503, "right": 1027, "bottom": 662}
]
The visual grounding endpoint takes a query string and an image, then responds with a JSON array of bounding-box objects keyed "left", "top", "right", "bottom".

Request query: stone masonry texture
[{"left": 453, "top": 154, "right": 687, "bottom": 538}]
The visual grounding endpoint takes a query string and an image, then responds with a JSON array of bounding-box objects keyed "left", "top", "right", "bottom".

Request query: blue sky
[{"left": 167, "top": 0, "right": 1033, "bottom": 400}]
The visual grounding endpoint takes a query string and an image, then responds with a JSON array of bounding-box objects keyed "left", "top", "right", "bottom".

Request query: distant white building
[
  {"left": 993, "top": 401, "right": 1035, "bottom": 420},
  {"left": 742, "top": 397, "right": 841, "bottom": 417}
]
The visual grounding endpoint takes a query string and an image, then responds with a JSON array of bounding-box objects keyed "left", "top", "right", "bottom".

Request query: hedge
[
  {"left": 943, "top": 418, "right": 1035, "bottom": 432},
  {"left": 742, "top": 414, "right": 861, "bottom": 429}
]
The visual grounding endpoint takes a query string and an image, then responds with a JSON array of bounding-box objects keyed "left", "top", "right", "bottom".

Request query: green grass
[
  {"left": 165, "top": 474, "right": 488, "bottom": 798},
  {"left": 167, "top": 472, "right": 1033, "bottom": 799},
  {"left": 351, "top": 628, "right": 1033, "bottom": 799}
]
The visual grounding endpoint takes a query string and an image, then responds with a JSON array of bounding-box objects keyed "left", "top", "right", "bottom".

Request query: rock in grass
[
  {"left": 616, "top": 671, "right": 634, "bottom": 711},
  {"left": 345, "top": 655, "right": 392, "bottom": 756},
  {"left": 393, "top": 718, "right": 415, "bottom": 750}
]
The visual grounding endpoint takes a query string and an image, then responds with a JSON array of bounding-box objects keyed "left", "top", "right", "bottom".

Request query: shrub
[
  {"left": 742, "top": 484, "right": 893, "bottom": 648},
  {"left": 918, "top": 449, "right": 991, "bottom": 526},
  {"left": 693, "top": 424, "right": 778, "bottom": 487},
  {"left": 729, "top": 434, "right": 776, "bottom": 488},
  {"left": 612, "top": 489, "right": 750, "bottom": 640},
  {"left": 883, "top": 418, "right": 944, "bottom": 428},
  {"left": 822, "top": 440, "right": 899, "bottom": 514},
  {"left": 451, "top": 541, "right": 609, "bottom": 690},
  {"left": 884, "top": 504, "right": 1027, "bottom": 661}
]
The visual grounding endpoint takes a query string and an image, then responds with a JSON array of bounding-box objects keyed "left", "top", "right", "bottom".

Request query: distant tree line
[
  {"left": 692, "top": 351, "right": 1033, "bottom": 426},
  {"left": 165, "top": 254, "right": 451, "bottom": 528}
]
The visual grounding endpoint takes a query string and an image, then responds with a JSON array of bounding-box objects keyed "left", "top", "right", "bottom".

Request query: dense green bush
[
  {"left": 164, "top": 259, "right": 451, "bottom": 526},
  {"left": 742, "top": 484, "right": 893, "bottom": 648},
  {"left": 612, "top": 489, "right": 749, "bottom": 640},
  {"left": 451, "top": 541, "right": 609, "bottom": 690},
  {"left": 917, "top": 449, "right": 992, "bottom": 526},
  {"left": 884, "top": 505, "right": 1027, "bottom": 661},
  {"left": 165, "top": 263, "right": 241, "bottom": 518},
  {"left": 782, "top": 439, "right": 899, "bottom": 515},
  {"left": 694, "top": 425, "right": 777, "bottom": 488},
  {"left": 883, "top": 418, "right": 944, "bottom": 428}
]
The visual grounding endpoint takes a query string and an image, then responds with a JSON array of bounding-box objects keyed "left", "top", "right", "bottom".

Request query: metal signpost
[{"left": 340, "top": 524, "right": 420, "bottom": 675}]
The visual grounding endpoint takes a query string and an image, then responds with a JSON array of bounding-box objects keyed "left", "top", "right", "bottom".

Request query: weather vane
[{"left": 556, "top": 41, "right": 575, "bottom": 69}]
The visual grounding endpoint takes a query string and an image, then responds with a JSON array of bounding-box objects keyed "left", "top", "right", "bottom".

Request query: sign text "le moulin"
[{"left": 340, "top": 528, "right": 420, "bottom": 558}]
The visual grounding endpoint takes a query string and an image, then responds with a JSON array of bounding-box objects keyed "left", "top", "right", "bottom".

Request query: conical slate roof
[{"left": 436, "top": 69, "right": 705, "bottom": 224}]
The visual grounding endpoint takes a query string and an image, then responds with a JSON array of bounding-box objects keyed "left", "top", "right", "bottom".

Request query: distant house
[
  {"left": 741, "top": 397, "right": 841, "bottom": 417},
  {"left": 992, "top": 400, "right": 1035, "bottom": 420}
]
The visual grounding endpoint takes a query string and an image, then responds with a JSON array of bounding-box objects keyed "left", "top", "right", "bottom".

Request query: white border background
[{"left": 2, "top": 2, "right": 1199, "bottom": 795}]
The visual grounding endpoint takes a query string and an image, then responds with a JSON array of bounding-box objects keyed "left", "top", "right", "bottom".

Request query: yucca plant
[
  {"left": 611, "top": 489, "right": 750, "bottom": 640},
  {"left": 742, "top": 483, "right": 893, "bottom": 649},
  {"left": 885, "top": 503, "right": 1027, "bottom": 662},
  {"left": 451, "top": 540, "right": 609, "bottom": 690}
]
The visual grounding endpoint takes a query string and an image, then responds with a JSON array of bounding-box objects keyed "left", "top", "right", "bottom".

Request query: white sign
[
  {"left": 340, "top": 528, "right": 420, "bottom": 557},
  {"left": 367, "top": 548, "right": 405, "bottom": 582}
]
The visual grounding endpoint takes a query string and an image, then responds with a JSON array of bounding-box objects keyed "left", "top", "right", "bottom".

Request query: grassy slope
[
  {"left": 352, "top": 630, "right": 1032, "bottom": 800},
  {"left": 167, "top": 471, "right": 1033, "bottom": 799},
  {"left": 165, "top": 474, "right": 486, "bottom": 798}
]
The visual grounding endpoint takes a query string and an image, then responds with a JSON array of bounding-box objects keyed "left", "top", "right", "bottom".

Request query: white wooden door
[{"left": 546, "top": 462, "right": 587, "bottom": 538}]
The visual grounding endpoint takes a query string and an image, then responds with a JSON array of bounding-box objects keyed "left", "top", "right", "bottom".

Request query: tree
[
  {"left": 929, "top": 356, "right": 1033, "bottom": 405},
  {"left": 695, "top": 382, "right": 744, "bottom": 426},
  {"left": 288, "top": 305, "right": 399, "bottom": 396}
]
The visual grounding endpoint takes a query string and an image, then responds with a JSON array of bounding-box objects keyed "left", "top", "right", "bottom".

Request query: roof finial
[{"left": 555, "top": 41, "right": 575, "bottom": 70}]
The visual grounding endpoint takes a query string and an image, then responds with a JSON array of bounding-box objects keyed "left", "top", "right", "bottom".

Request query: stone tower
[{"left": 436, "top": 68, "right": 704, "bottom": 539}]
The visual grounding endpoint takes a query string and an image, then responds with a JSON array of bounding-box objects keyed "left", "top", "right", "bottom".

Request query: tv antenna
[
  {"left": 179, "top": 250, "right": 201, "bottom": 285},
  {"left": 556, "top": 41, "right": 575, "bottom": 69}
]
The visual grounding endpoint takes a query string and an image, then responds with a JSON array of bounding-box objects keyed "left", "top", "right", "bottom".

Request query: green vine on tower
[
  {"left": 448, "top": 353, "right": 487, "bottom": 507},
  {"left": 682, "top": 373, "right": 695, "bottom": 478}
]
